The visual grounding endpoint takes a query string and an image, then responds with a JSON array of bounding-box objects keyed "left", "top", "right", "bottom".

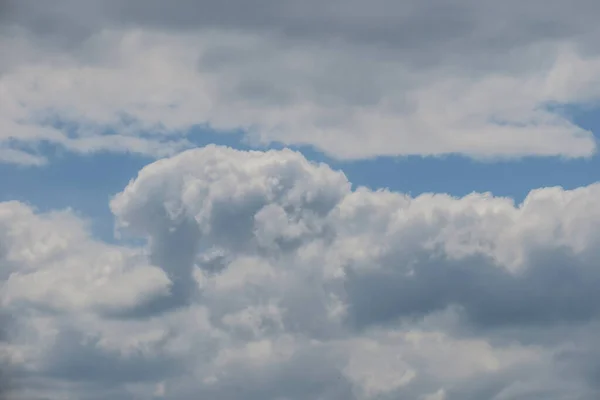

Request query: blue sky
[{"left": 2, "top": 105, "right": 598, "bottom": 242}]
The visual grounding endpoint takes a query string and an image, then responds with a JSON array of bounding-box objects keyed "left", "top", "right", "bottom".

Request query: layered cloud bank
[
  {"left": 2, "top": 0, "right": 600, "bottom": 164},
  {"left": 1, "top": 146, "right": 600, "bottom": 399}
]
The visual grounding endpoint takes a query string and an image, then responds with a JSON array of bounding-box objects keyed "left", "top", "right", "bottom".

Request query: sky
[{"left": 2, "top": 1, "right": 600, "bottom": 399}]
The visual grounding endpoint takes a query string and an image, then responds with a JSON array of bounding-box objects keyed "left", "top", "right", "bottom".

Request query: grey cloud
[
  {"left": 111, "top": 148, "right": 600, "bottom": 337},
  {"left": 4, "top": 0, "right": 600, "bottom": 67},
  {"left": 172, "top": 345, "right": 355, "bottom": 400},
  {"left": 0, "top": 313, "right": 14, "bottom": 400},
  {"left": 2, "top": 1, "right": 599, "bottom": 162},
  {"left": 2, "top": 1, "right": 594, "bottom": 42},
  {"left": 345, "top": 247, "right": 600, "bottom": 331},
  {"left": 106, "top": 147, "right": 600, "bottom": 396},
  {"left": 41, "top": 329, "right": 181, "bottom": 385},
  {"left": 5, "top": 147, "right": 600, "bottom": 398}
]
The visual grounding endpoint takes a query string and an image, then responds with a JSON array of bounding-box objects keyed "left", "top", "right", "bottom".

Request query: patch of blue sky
[
  {"left": 0, "top": 126, "right": 248, "bottom": 242},
  {"left": 286, "top": 104, "right": 600, "bottom": 201},
  {"left": 1, "top": 104, "right": 598, "bottom": 242}
]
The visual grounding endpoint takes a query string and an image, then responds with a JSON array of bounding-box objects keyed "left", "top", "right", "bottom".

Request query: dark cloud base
[{"left": 0, "top": 313, "right": 13, "bottom": 400}]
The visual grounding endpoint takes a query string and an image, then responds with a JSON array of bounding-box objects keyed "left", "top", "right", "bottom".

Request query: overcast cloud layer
[
  {"left": 1, "top": 0, "right": 600, "bottom": 164},
  {"left": 0, "top": 146, "right": 599, "bottom": 398}
]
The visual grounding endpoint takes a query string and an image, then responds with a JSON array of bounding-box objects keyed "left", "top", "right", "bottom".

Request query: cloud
[
  {"left": 0, "top": 202, "right": 171, "bottom": 315},
  {"left": 4, "top": 0, "right": 600, "bottom": 55},
  {"left": 1, "top": 2, "right": 599, "bottom": 163},
  {"left": 0, "top": 312, "right": 13, "bottom": 400},
  {"left": 2, "top": 145, "right": 600, "bottom": 398},
  {"left": 112, "top": 146, "right": 600, "bottom": 330}
]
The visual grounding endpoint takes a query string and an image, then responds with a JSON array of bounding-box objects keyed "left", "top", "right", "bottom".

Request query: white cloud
[
  {"left": 2, "top": 1, "right": 600, "bottom": 163},
  {"left": 2, "top": 146, "right": 600, "bottom": 398},
  {"left": 0, "top": 202, "right": 170, "bottom": 315}
]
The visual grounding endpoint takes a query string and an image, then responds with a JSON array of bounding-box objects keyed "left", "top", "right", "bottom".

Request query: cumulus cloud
[
  {"left": 1, "top": 145, "right": 600, "bottom": 398},
  {"left": 1, "top": 1, "right": 599, "bottom": 164},
  {"left": 0, "top": 202, "right": 170, "bottom": 315}
]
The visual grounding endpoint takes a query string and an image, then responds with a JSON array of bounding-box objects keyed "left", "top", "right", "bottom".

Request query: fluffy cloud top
[
  {"left": 2, "top": 145, "right": 600, "bottom": 398},
  {"left": 1, "top": 1, "right": 600, "bottom": 164}
]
